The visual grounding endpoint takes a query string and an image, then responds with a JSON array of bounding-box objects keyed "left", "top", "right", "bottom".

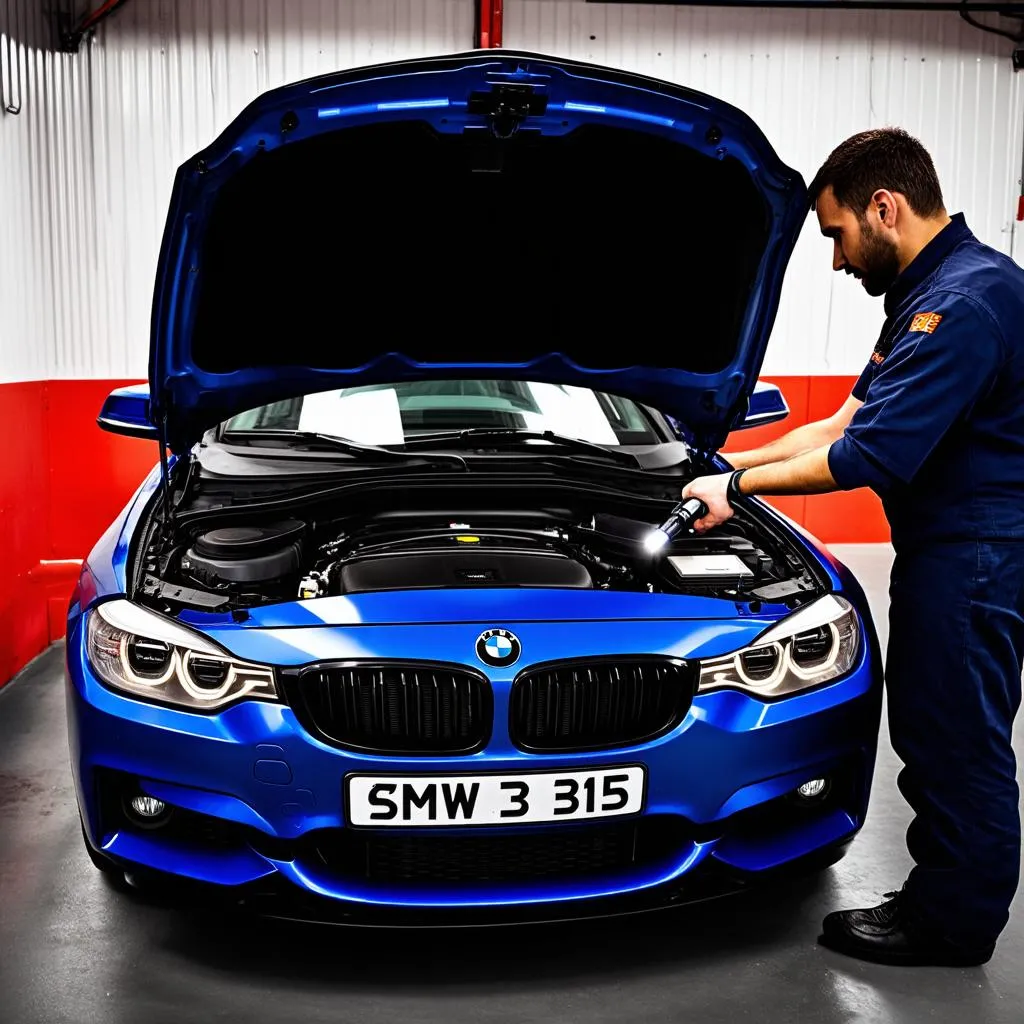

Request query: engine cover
[
  {"left": 337, "top": 549, "right": 593, "bottom": 594},
  {"left": 184, "top": 520, "right": 305, "bottom": 585}
]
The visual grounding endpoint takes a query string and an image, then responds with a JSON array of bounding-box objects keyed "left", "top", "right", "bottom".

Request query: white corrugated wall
[
  {"left": 0, "top": 0, "right": 474, "bottom": 383},
  {"left": 1, "top": 0, "right": 56, "bottom": 383},
  {"left": 507, "top": 1, "right": 1024, "bottom": 376},
  {"left": 2, "top": 0, "right": 1023, "bottom": 382}
]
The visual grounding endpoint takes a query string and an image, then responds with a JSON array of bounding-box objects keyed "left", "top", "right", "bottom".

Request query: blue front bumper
[{"left": 66, "top": 604, "right": 881, "bottom": 920}]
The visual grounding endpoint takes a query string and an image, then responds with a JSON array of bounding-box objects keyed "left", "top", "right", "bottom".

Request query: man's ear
[{"left": 870, "top": 189, "right": 898, "bottom": 229}]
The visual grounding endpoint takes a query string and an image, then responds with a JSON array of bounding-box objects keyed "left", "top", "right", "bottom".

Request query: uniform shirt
[{"left": 827, "top": 214, "right": 1024, "bottom": 548}]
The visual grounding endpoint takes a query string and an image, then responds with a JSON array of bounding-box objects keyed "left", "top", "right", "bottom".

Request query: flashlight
[{"left": 643, "top": 498, "right": 709, "bottom": 554}]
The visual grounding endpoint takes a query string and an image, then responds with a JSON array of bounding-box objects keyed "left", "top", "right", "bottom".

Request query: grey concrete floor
[{"left": 1, "top": 544, "right": 1022, "bottom": 1024}]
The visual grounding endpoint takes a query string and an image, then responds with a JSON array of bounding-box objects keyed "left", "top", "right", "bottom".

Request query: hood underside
[{"left": 151, "top": 50, "right": 807, "bottom": 452}]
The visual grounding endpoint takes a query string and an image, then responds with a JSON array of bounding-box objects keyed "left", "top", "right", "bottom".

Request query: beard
[{"left": 852, "top": 221, "right": 901, "bottom": 296}]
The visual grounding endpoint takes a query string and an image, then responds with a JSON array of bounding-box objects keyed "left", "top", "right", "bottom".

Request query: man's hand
[
  {"left": 681, "top": 474, "right": 734, "bottom": 534},
  {"left": 681, "top": 446, "right": 841, "bottom": 535}
]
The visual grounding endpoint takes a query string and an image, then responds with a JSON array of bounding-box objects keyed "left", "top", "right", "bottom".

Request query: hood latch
[{"left": 468, "top": 84, "right": 548, "bottom": 140}]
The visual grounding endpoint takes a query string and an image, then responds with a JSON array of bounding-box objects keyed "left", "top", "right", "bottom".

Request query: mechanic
[{"left": 683, "top": 127, "right": 1024, "bottom": 967}]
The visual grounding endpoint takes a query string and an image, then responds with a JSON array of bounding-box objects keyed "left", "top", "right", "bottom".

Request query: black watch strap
[{"left": 726, "top": 469, "right": 748, "bottom": 506}]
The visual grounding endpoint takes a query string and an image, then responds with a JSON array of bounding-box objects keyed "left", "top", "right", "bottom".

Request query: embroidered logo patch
[{"left": 909, "top": 312, "right": 943, "bottom": 334}]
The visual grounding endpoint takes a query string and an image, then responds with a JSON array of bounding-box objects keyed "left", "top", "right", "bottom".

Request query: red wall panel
[
  {"left": 802, "top": 376, "right": 890, "bottom": 543},
  {"left": 723, "top": 374, "right": 890, "bottom": 544},
  {"left": 0, "top": 382, "right": 51, "bottom": 685},
  {"left": 0, "top": 379, "right": 157, "bottom": 689},
  {"left": 0, "top": 374, "right": 889, "bottom": 689},
  {"left": 722, "top": 374, "right": 810, "bottom": 527},
  {"left": 45, "top": 380, "right": 157, "bottom": 558}
]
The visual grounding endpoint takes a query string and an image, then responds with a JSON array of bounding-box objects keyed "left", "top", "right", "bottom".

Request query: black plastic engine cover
[
  {"left": 338, "top": 549, "right": 592, "bottom": 593},
  {"left": 192, "top": 520, "right": 304, "bottom": 558},
  {"left": 185, "top": 519, "right": 305, "bottom": 585}
]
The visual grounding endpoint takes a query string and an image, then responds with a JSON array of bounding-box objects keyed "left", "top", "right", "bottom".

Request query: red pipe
[
  {"left": 76, "top": 0, "right": 127, "bottom": 34},
  {"left": 493, "top": 1, "right": 503, "bottom": 48},
  {"left": 61, "top": 0, "right": 130, "bottom": 52},
  {"left": 478, "top": 0, "right": 503, "bottom": 48}
]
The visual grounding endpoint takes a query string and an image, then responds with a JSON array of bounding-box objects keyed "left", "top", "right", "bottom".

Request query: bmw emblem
[{"left": 476, "top": 628, "right": 521, "bottom": 667}]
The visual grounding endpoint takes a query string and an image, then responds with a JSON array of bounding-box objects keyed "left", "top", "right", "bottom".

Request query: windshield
[{"left": 221, "top": 381, "right": 663, "bottom": 446}]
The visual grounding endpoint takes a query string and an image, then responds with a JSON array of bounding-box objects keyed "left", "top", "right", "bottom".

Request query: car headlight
[
  {"left": 698, "top": 595, "right": 860, "bottom": 698},
  {"left": 85, "top": 599, "right": 278, "bottom": 710}
]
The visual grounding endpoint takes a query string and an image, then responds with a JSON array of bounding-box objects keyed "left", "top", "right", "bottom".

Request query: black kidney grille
[
  {"left": 292, "top": 664, "right": 491, "bottom": 753},
  {"left": 510, "top": 659, "right": 695, "bottom": 751}
]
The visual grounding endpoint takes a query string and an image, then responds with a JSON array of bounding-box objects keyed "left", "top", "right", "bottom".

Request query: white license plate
[{"left": 346, "top": 766, "right": 646, "bottom": 827}]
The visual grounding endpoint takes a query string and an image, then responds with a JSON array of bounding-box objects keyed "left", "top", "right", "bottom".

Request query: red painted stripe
[{"left": 0, "top": 374, "right": 887, "bottom": 687}]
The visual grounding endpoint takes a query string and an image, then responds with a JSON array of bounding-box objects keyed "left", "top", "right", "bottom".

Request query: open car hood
[{"left": 150, "top": 50, "right": 807, "bottom": 453}]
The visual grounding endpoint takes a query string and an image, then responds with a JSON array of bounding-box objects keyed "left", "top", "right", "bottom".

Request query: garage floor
[{"left": 2, "top": 545, "right": 1022, "bottom": 1024}]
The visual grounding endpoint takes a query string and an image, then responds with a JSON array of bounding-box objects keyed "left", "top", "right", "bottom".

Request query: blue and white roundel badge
[{"left": 476, "top": 628, "right": 521, "bottom": 667}]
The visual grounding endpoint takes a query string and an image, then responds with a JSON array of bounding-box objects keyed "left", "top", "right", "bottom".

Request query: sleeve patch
[{"left": 909, "top": 312, "right": 943, "bottom": 334}]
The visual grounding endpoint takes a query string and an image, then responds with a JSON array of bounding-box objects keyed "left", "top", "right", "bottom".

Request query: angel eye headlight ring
[
  {"left": 697, "top": 596, "right": 860, "bottom": 699},
  {"left": 86, "top": 600, "right": 278, "bottom": 711}
]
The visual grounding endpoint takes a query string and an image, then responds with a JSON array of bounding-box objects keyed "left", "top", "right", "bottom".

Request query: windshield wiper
[
  {"left": 398, "top": 428, "right": 641, "bottom": 468},
  {"left": 222, "top": 430, "right": 468, "bottom": 469}
]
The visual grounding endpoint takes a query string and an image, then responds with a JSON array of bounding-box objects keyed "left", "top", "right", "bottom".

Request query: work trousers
[{"left": 886, "top": 540, "right": 1024, "bottom": 949}]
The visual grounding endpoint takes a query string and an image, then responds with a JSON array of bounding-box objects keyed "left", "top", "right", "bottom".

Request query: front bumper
[{"left": 66, "top": 614, "right": 881, "bottom": 920}]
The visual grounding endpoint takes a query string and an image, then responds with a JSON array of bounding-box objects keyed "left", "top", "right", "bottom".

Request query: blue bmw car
[{"left": 67, "top": 50, "right": 882, "bottom": 925}]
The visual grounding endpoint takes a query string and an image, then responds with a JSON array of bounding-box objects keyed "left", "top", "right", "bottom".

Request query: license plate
[{"left": 345, "top": 766, "right": 646, "bottom": 827}]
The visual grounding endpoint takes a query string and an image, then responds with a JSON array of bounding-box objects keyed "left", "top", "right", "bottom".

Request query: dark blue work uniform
[{"left": 829, "top": 214, "right": 1024, "bottom": 950}]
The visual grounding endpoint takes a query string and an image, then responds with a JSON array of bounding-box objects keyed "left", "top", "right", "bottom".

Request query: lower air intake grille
[
  {"left": 285, "top": 663, "right": 492, "bottom": 754},
  {"left": 510, "top": 657, "right": 697, "bottom": 752},
  {"left": 308, "top": 818, "right": 695, "bottom": 886},
  {"left": 364, "top": 823, "right": 637, "bottom": 883}
]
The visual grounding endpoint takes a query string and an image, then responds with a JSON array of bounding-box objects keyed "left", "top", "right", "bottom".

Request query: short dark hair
[{"left": 807, "top": 127, "right": 945, "bottom": 219}]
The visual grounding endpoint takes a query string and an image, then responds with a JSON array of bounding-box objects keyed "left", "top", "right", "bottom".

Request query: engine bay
[{"left": 134, "top": 493, "right": 823, "bottom": 614}]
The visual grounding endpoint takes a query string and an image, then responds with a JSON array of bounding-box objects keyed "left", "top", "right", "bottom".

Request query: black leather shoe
[{"left": 819, "top": 891, "right": 995, "bottom": 967}]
